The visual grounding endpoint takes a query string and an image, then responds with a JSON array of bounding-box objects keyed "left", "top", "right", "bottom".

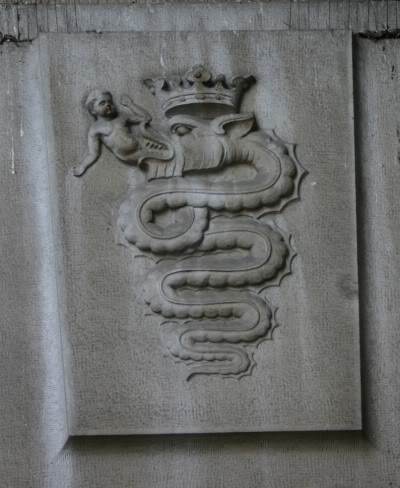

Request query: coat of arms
[{"left": 75, "top": 65, "right": 306, "bottom": 379}]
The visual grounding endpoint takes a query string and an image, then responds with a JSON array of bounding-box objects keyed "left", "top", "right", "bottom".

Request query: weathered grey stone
[
  {"left": 2, "top": 1, "right": 400, "bottom": 41},
  {"left": 0, "top": 42, "right": 68, "bottom": 485},
  {"left": 38, "top": 30, "right": 361, "bottom": 435},
  {"left": 2, "top": 10, "right": 400, "bottom": 485}
]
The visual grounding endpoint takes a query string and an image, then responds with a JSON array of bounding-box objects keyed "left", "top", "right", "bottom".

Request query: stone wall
[{"left": 1, "top": 2, "right": 400, "bottom": 487}]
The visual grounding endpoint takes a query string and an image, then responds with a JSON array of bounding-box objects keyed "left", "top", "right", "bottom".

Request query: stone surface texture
[
  {"left": 39, "top": 30, "right": 360, "bottom": 434},
  {"left": 1, "top": 2, "right": 400, "bottom": 487}
]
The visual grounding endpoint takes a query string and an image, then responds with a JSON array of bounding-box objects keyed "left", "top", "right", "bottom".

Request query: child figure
[{"left": 73, "top": 90, "right": 152, "bottom": 177}]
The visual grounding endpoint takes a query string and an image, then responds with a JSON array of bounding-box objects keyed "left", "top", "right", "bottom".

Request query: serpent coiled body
[{"left": 117, "top": 121, "right": 304, "bottom": 378}]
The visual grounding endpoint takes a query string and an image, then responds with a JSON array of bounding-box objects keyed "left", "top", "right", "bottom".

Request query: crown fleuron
[{"left": 143, "top": 65, "right": 256, "bottom": 118}]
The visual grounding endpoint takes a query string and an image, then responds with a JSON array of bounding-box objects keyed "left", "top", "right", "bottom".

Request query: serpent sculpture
[{"left": 75, "top": 65, "right": 306, "bottom": 379}]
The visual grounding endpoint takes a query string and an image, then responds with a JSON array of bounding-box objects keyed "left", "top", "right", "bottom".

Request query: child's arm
[
  {"left": 73, "top": 127, "right": 101, "bottom": 176},
  {"left": 120, "top": 94, "right": 152, "bottom": 123}
]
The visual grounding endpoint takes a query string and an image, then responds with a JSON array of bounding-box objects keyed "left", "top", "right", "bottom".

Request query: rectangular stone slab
[{"left": 38, "top": 30, "right": 361, "bottom": 434}]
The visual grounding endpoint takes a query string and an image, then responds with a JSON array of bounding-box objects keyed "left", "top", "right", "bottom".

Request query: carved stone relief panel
[
  {"left": 74, "top": 66, "right": 304, "bottom": 379},
  {"left": 39, "top": 31, "right": 361, "bottom": 434}
]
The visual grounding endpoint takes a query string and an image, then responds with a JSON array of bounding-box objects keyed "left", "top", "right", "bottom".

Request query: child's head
[{"left": 85, "top": 90, "right": 116, "bottom": 119}]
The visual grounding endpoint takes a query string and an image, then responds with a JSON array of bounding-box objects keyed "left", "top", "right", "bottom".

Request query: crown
[{"left": 143, "top": 65, "right": 255, "bottom": 118}]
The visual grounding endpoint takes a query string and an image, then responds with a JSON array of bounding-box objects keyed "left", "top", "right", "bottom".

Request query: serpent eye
[{"left": 174, "top": 126, "right": 192, "bottom": 136}]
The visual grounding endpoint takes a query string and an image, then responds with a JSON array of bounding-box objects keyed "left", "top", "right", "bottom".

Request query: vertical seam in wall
[
  {"left": 37, "top": 34, "right": 70, "bottom": 438},
  {"left": 343, "top": 30, "right": 363, "bottom": 432},
  {"left": 351, "top": 33, "right": 369, "bottom": 438}
]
